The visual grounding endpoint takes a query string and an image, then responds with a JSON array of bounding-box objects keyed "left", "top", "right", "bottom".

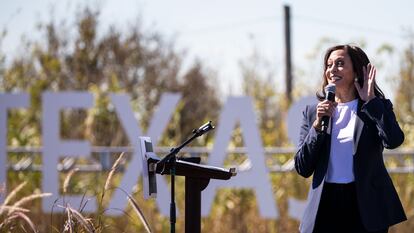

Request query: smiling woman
[
  {"left": 324, "top": 49, "right": 356, "bottom": 102},
  {"left": 294, "top": 44, "right": 406, "bottom": 233},
  {"left": 317, "top": 45, "right": 386, "bottom": 104}
]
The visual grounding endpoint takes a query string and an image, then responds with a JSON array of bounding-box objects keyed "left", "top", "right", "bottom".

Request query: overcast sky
[{"left": 1, "top": 0, "right": 413, "bottom": 100}]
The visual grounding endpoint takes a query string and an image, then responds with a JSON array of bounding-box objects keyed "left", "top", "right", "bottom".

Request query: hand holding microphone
[{"left": 314, "top": 84, "right": 337, "bottom": 133}]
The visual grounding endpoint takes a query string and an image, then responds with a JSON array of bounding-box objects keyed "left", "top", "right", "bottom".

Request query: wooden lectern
[
  {"left": 139, "top": 122, "right": 236, "bottom": 233},
  {"left": 156, "top": 157, "right": 236, "bottom": 233}
]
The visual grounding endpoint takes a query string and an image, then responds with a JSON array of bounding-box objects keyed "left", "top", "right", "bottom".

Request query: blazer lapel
[{"left": 353, "top": 100, "right": 364, "bottom": 155}]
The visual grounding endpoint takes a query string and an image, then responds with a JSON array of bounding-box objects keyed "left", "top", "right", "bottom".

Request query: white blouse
[{"left": 325, "top": 99, "right": 358, "bottom": 184}]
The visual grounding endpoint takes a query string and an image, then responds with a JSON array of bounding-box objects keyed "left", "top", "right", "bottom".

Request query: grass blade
[
  {"left": 2, "top": 181, "right": 27, "bottom": 206},
  {"left": 104, "top": 152, "right": 125, "bottom": 192},
  {"left": 63, "top": 168, "right": 79, "bottom": 194},
  {"left": 10, "top": 193, "right": 52, "bottom": 215},
  {"left": 66, "top": 205, "right": 73, "bottom": 233},
  {"left": 11, "top": 211, "right": 38, "bottom": 233},
  {"left": 0, "top": 205, "right": 29, "bottom": 213},
  {"left": 126, "top": 193, "right": 152, "bottom": 233},
  {"left": 67, "top": 205, "right": 95, "bottom": 233}
]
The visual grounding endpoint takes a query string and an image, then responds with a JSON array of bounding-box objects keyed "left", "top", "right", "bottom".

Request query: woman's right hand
[{"left": 313, "top": 100, "right": 337, "bottom": 129}]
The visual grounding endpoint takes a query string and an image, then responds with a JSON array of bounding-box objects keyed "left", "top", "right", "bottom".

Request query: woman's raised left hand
[{"left": 355, "top": 63, "right": 376, "bottom": 101}]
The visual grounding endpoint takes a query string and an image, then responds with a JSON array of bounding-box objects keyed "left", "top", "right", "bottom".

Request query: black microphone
[
  {"left": 192, "top": 121, "right": 215, "bottom": 137},
  {"left": 321, "top": 83, "right": 336, "bottom": 133}
]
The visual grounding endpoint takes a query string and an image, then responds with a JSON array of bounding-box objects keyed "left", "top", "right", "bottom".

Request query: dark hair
[{"left": 316, "top": 44, "right": 385, "bottom": 101}]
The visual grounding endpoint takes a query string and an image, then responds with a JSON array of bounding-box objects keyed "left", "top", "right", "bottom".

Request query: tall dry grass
[
  {"left": 2, "top": 152, "right": 414, "bottom": 232},
  {"left": 1, "top": 152, "right": 154, "bottom": 233},
  {"left": 0, "top": 180, "right": 51, "bottom": 232}
]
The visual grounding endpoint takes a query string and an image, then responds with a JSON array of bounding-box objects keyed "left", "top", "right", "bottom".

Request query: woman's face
[{"left": 324, "top": 49, "right": 355, "bottom": 91}]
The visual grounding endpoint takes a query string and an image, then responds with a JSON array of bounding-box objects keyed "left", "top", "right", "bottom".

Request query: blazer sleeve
[
  {"left": 294, "top": 104, "right": 326, "bottom": 178},
  {"left": 361, "top": 97, "right": 404, "bottom": 149}
]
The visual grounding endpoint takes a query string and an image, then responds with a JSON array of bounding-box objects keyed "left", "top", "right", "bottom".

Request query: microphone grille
[{"left": 325, "top": 83, "right": 336, "bottom": 93}]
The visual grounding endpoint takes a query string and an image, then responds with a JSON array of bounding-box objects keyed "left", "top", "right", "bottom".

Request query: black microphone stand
[{"left": 156, "top": 121, "right": 214, "bottom": 233}]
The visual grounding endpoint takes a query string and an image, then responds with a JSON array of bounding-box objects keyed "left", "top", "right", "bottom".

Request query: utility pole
[{"left": 284, "top": 5, "right": 292, "bottom": 104}]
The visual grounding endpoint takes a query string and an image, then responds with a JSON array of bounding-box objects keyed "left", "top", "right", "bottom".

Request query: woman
[{"left": 294, "top": 44, "right": 406, "bottom": 233}]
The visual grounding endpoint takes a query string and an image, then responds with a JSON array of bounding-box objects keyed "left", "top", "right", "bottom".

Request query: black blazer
[{"left": 294, "top": 97, "right": 406, "bottom": 232}]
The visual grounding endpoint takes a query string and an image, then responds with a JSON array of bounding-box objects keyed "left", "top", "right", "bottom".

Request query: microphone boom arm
[{"left": 156, "top": 121, "right": 215, "bottom": 172}]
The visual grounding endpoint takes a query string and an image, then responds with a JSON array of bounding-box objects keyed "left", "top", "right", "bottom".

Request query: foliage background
[{"left": 1, "top": 7, "right": 414, "bottom": 233}]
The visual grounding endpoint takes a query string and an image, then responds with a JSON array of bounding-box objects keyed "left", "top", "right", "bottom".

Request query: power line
[
  {"left": 178, "top": 15, "right": 279, "bottom": 35},
  {"left": 176, "top": 13, "right": 404, "bottom": 40},
  {"left": 294, "top": 14, "right": 405, "bottom": 39}
]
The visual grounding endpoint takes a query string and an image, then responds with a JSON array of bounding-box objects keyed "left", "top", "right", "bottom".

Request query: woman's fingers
[
  {"left": 357, "top": 63, "right": 377, "bottom": 101},
  {"left": 369, "top": 65, "right": 376, "bottom": 82},
  {"left": 354, "top": 80, "right": 362, "bottom": 96},
  {"left": 363, "top": 65, "right": 368, "bottom": 84},
  {"left": 317, "top": 101, "right": 336, "bottom": 117}
]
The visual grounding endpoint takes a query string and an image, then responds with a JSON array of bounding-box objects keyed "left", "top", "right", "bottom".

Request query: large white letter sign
[
  {"left": 0, "top": 93, "right": 29, "bottom": 203},
  {"left": 286, "top": 95, "right": 317, "bottom": 221},
  {"left": 42, "top": 92, "right": 95, "bottom": 212},
  {"left": 106, "top": 93, "right": 180, "bottom": 216},
  {"left": 202, "top": 96, "right": 278, "bottom": 218}
]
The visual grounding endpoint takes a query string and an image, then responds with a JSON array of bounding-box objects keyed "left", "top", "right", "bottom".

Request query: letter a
[{"left": 202, "top": 96, "right": 278, "bottom": 218}]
